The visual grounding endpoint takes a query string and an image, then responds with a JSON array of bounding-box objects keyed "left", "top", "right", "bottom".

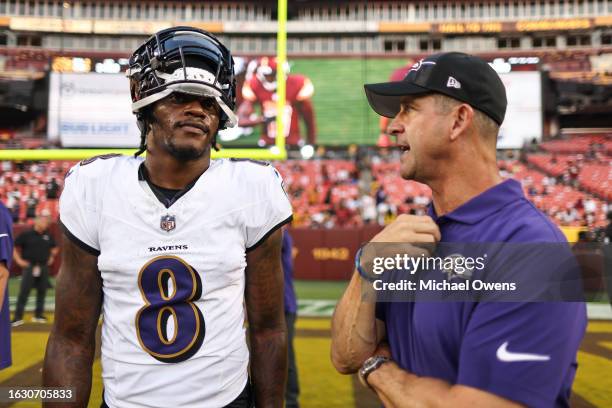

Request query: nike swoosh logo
[
  {"left": 0, "top": 234, "right": 8, "bottom": 238},
  {"left": 496, "top": 341, "right": 550, "bottom": 362}
]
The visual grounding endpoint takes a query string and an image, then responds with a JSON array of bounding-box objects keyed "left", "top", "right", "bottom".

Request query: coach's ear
[{"left": 449, "top": 103, "right": 474, "bottom": 142}]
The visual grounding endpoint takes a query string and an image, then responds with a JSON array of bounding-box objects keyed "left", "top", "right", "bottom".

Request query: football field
[{"left": 1, "top": 279, "right": 611, "bottom": 407}]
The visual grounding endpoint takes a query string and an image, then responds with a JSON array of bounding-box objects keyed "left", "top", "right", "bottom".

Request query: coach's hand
[
  {"left": 361, "top": 215, "right": 440, "bottom": 268},
  {"left": 372, "top": 215, "right": 440, "bottom": 244}
]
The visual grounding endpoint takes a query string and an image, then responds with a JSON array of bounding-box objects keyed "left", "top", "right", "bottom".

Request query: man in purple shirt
[
  {"left": 0, "top": 201, "right": 14, "bottom": 370},
  {"left": 331, "top": 52, "right": 586, "bottom": 407},
  {"left": 282, "top": 228, "right": 300, "bottom": 408}
]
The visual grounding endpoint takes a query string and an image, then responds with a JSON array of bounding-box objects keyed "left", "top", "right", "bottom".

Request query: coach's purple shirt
[
  {"left": 0, "top": 202, "right": 13, "bottom": 370},
  {"left": 376, "top": 179, "right": 586, "bottom": 407}
]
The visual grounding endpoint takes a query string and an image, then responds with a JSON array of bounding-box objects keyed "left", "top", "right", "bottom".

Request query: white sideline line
[{"left": 586, "top": 303, "right": 612, "bottom": 320}]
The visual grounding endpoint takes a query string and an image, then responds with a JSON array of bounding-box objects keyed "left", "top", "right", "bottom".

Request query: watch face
[
  {"left": 364, "top": 357, "right": 379, "bottom": 371},
  {"left": 362, "top": 356, "right": 388, "bottom": 375}
]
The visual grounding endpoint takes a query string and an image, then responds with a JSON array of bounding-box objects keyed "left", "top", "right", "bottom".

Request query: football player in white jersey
[{"left": 43, "top": 27, "right": 292, "bottom": 408}]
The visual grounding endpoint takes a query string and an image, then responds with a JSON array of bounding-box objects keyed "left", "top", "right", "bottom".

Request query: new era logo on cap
[
  {"left": 363, "top": 52, "right": 507, "bottom": 125},
  {"left": 446, "top": 76, "right": 461, "bottom": 89}
]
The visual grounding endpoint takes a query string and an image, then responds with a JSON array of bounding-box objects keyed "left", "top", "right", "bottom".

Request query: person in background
[
  {"left": 282, "top": 227, "right": 300, "bottom": 408},
  {"left": 0, "top": 200, "right": 14, "bottom": 370},
  {"left": 11, "top": 214, "right": 58, "bottom": 326},
  {"left": 604, "top": 211, "right": 612, "bottom": 308},
  {"left": 45, "top": 177, "right": 60, "bottom": 200}
]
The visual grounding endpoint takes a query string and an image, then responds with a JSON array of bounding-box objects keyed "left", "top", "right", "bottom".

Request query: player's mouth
[{"left": 177, "top": 121, "right": 209, "bottom": 135}]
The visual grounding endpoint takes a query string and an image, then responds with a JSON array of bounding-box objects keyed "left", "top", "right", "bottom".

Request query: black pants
[
  {"left": 14, "top": 264, "right": 49, "bottom": 320},
  {"left": 285, "top": 312, "right": 300, "bottom": 408},
  {"left": 101, "top": 381, "right": 253, "bottom": 408}
]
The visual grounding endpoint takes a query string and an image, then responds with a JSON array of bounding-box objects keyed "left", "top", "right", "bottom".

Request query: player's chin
[{"left": 166, "top": 139, "right": 210, "bottom": 161}]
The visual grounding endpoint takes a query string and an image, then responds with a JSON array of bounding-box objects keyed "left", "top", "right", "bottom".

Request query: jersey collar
[{"left": 427, "top": 179, "right": 525, "bottom": 225}]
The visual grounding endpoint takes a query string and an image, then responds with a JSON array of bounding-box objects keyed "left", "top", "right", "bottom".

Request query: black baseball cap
[{"left": 364, "top": 52, "right": 507, "bottom": 125}]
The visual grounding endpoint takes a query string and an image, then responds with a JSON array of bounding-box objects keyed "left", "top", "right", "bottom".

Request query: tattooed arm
[
  {"left": 43, "top": 234, "right": 102, "bottom": 407},
  {"left": 245, "top": 228, "right": 287, "bottom": 408}
]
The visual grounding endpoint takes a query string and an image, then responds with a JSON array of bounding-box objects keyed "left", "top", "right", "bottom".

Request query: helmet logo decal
[{"left": 157, "top": 67, "right": 218, "bottom": 86}]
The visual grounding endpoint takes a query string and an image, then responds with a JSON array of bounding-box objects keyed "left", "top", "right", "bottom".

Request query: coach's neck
[{"left": 428, "top": 131, "right": 501, "bottom": 217}]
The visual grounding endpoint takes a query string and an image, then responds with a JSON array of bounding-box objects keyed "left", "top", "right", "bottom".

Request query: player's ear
[{"left": 449, "top": 103, "right": 473, "bottom": 142}]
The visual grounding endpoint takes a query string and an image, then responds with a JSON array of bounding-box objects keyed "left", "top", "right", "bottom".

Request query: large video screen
[
  {"left": 47, "top": 61, "right": 542, "bottom": 149},
  {"left": 497, "top": 71, "right": 543, "bottom": 149},
  {"left": 47, "top": 72, "right": 140, "bottom": 148}
]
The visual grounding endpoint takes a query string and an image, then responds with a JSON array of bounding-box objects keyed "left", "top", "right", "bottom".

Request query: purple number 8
[{"left": 135, "top": 256, "right": 205, "bottom": 363}]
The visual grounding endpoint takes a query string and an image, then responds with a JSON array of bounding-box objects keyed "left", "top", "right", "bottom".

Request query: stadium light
[
  {"left": 300, "top": 144, "right": 315, "bottom": 160},
  {"left": 95, "top": 59, "right": 121, "bottom": 74}
]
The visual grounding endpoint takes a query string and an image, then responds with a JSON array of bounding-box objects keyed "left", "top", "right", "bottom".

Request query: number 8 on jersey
[{"left": 135, "top": 256, "right": 205, "bottom": 363}]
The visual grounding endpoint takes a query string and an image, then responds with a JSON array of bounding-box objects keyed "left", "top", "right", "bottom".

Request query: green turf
[
  {"left": 9, "top": 277, "right": 612, "bottom": 304},
  {"left": 10, "top": 278, "right": 349, "bottom": 302},
  {"left": 294, "top": 279, "right": 347, "bottom": 301},
  {"left": 224, "top": 57, "right": 407, "bottom": 146},
  {"left": 10, "top": 277, "right": 349, "bottom": 301}
]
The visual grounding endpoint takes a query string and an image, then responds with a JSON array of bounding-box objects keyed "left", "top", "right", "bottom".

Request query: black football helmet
[{"left": 127, "top": 27, "right": 237, "bottom": 153}]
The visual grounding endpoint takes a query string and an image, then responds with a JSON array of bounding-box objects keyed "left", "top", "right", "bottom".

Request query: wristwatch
[{"left": 359, "top": 355, "right": 390, "bottom": 388}]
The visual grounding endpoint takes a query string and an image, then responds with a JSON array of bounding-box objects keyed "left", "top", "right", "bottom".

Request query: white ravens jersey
[{"left": 59, "top": 155, "right": 292, "bottom": 408}]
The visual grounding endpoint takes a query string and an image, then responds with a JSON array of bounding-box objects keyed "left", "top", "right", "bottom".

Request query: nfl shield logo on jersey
[{"left": 160, "top": 214, "right": 176, "bottom": 232}]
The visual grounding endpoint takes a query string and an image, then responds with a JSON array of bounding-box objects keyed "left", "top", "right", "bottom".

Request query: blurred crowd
[
  {"left": 0, "top": 140, "right": 609, "bottom": 239},
  {"left": 0, "top": 160, "right": 69, "bottom": 223}
]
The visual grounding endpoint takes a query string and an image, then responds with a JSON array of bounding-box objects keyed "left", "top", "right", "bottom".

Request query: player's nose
[{"left": 183, "top": 99, "right": 207, "bottom": 118}]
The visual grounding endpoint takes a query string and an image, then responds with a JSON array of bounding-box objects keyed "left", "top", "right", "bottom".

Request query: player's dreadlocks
[
  {"left": 134, "top": 109, "right": 150, "bottom": 157},
  {"left": 134, "top": 117, "right": 147, "bottom": 157}
]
